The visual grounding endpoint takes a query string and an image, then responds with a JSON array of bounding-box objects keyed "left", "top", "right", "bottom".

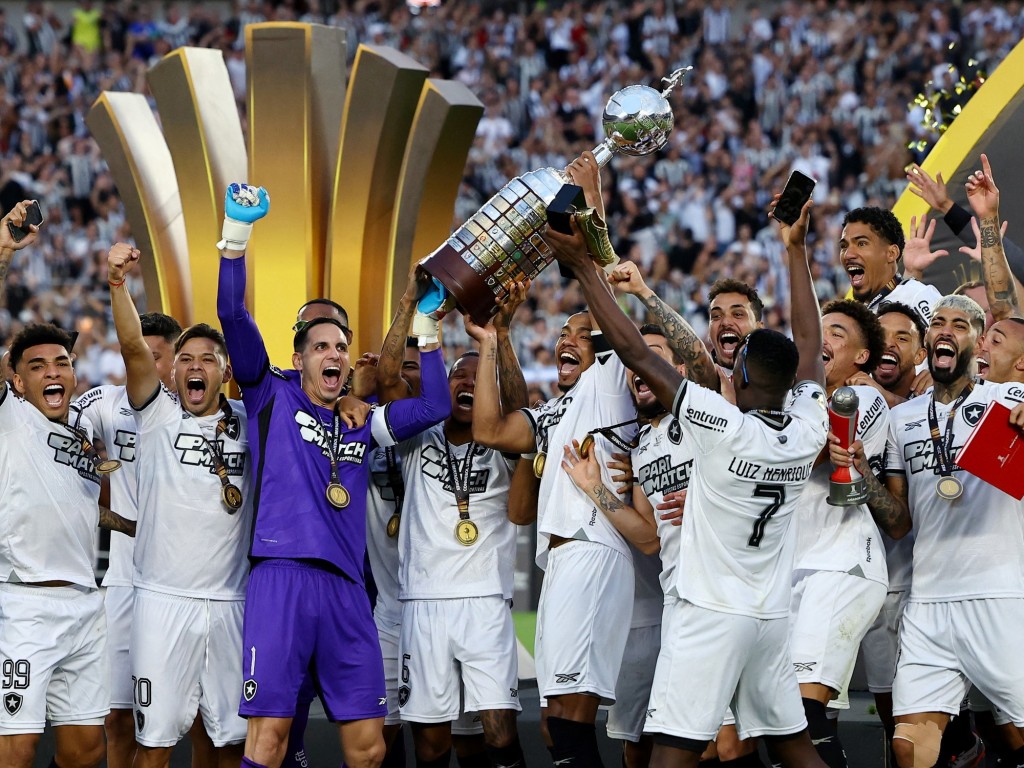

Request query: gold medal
[
  {"left": 387, "top": 512, "right": 401, "bottom": 538},
  {"left": 326, "top": 482, "right": 350, "bottom": 509},
  {"left": 455, "top": 519, "right": 479, "bottom": 546},
  {"left": 936, "top": 476, "right": 963, "bottom": 500},
  {"left": 579, "top": 434, "right": 595, "bottom": 459},
  {"left": 222, "top": 483, "right": 243, "bottom": 512},
  {"left": 96, "top": 458, "right": 122, "bottom": 474},
  {"left": 533, "top": 452, "right": 546, "bottom": 478}
]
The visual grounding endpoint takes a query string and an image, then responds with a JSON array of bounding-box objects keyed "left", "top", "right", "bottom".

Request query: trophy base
[{"left": 827, "top": 479, "right": 869, "bottom": 506}]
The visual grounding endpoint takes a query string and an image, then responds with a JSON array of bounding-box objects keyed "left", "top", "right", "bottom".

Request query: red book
[{"left": 955, "top": 401, "right": 1024, "bottom": 500}]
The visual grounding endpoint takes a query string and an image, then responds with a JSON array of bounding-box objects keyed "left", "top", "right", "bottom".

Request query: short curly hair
[
  {"left": 842, "top": 207, "right": 905, "bottom": 256},
  {"left": 708, "top": 278, "right": 764, "bottom": 320},
  {"left": 9, "top": 323, "right": 74, "bottom": 370},
  {"left": 821, "top": 299, "right": 886, "bottom": 372}
]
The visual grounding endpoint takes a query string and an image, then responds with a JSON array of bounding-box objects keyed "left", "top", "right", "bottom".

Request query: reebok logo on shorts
[
  {"left": 243, "top": 679, "right": 258, "bottom": 702},
  {"left": 555, "top": 672, "right": 580, "bottom": 684},
  {"left": 3, "top": 692, "right": 22, "bottom": 715},
  {"left": 646, "top": 708, "right": 656, "bottom": 718},
  {"left": 378, "top": 697, "right": 387, "bottom": 707}
]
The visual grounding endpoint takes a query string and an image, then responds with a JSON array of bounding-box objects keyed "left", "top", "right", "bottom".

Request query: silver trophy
[
  {"left": 419, "top": 68, "right": 692, "bottom": 325},
  {"left": 827, "top": 386, "right": 869, "bottom": 506}
]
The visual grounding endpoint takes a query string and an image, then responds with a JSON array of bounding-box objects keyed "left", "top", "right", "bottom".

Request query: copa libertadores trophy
[{"left": 418, "top": 68, "right": 692, "bottom": 325}]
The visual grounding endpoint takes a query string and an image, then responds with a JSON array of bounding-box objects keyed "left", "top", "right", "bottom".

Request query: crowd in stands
[{"left": 1, "top": 0, "right": 1023, "bottom": 399}]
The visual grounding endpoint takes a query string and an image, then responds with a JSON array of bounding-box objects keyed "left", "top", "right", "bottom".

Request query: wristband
[{"left": 108, "top": 277, "right": 126, "bottom": 288}]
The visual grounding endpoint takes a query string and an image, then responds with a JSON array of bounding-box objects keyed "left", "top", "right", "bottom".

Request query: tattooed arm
[
  {"left": 561, "top": 442, "right": 659, "bottom": 553},
  {"left": 829, "top": 436, "right": 911, "bottom": 539},
  {"left": 492, "top": 282, "right": 530, "bottom": 413},
  {"left": 607, "top": 261, "right": 720, "bottom": 392},
  {"left": 99, "top": 506, "right": 137, "bottom": 537},
  {"left": 966, "top": 154, "right": 1020, "bottom": 321},
  {"left": 377, "top": 272, "right": 424, "bottom": 403}
]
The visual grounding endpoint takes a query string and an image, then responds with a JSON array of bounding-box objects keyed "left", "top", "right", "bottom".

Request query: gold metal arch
[{"left": 88, "top": 23, "right": 483, "bottom": 365}]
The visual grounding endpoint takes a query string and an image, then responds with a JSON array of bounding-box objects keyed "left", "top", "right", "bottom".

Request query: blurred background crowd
[{"left": 1, "top": 0, "right": 1022, "bottom": 400}]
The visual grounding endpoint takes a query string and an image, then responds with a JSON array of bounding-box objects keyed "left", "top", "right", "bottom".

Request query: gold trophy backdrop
[{"left": 87, "top": 23, "right": 483, "bottom": 365}]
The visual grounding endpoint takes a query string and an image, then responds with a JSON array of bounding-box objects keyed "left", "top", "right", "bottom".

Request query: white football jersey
[
  {"left": 366, "top": 444, "right": 402, "bottom": 624},
  {"left": 132, "top": 386, "right": 252, "bottom": 599},
  {"left": 74, "top": 385, "right": 139, "bottom": 587},
  {"left": 632, "top": 414, "right": 693, "bottom": 595},
  {"left": 794, "top": 386, "right": 889, "bottom": 586},
  {"left": 886, "top": 380, "right": 1024, "bottom": 602},
  {"left": 520, "top": 336, "right": 637, "bottom": 568},
  {"left": 396, "top": 424, "right": 517, "bottom": 600},
  {"left": 0, "top": 384, "right": 101, "bottom": 588},
  {"left": 671, "top": 379, "right": 829, "bottom": 619},
  {"left": 869, "top": 277, "right": 942, "bottom": 325}
]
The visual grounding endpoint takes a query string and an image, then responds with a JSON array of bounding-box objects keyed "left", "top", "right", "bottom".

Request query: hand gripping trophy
[{"left": 417, "top": 68, "right": 692, "bottom": 325}]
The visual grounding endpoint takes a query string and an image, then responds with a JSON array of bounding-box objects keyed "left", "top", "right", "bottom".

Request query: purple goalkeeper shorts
[{"left": 239, "top": 559, "right": 386, "bottom": 722}]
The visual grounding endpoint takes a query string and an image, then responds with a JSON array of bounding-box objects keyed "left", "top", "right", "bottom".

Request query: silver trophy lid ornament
[
  {"left": 418, "top": 67, "right": 693, "bottom": 325},
  {"left": 594, "top": 67, "right": 692, "bottom": 165}
]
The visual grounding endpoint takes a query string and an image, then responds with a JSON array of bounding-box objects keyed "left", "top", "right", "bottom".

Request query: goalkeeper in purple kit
[{"left": 215, "top": 184, "right": 451, "bottom": 768}]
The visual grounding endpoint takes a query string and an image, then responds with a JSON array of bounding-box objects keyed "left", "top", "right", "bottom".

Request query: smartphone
[
  {"left": 7, "top": 200, "right": 43, "bottom": 242},
  {"left": 772, "top": 171, "right": 816, "bottom": 226}
]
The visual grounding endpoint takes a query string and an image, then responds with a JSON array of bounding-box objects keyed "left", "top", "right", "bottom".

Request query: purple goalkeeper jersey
[{"left": 218, "top": 256, "right": 450, "bottom": 584}]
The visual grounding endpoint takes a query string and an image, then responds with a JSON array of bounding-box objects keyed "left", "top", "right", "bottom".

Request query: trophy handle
[{"left": 590, "top": 140, "right": 617, "bottom": 168}]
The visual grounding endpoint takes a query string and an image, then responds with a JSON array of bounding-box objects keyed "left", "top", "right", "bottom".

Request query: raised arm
[
  {"left": 966, "top": 154, "right": 1019, "bottom": 321},
  {"left": 377, "top": 266, "right": 431, "bottom": 403},
  {"left": 0, "top": 200, "right": 42, "bottom": 291},
  {"left": 471, "top": 330, "right": 537, "bottom": 453},
  {"left": 492, "top": 281, "right": 530, "bottom": 413},
  {"left": 769, "top": 196, "right": 824, "bottom": 385},
  {"left": 216, "top": 184, "right": 272, "bottom": 386},
  {"left": 107, "top": 244, "right": 162, "bottom": 407},
  {"left": 379, "top": 346, "right": 451, "bottom": 443},
  {"left": 545, "top": 222, "right": 684, "bottom": 412},
  {"left": 608, "top": 260, "right": 720, "bottom": 391}
]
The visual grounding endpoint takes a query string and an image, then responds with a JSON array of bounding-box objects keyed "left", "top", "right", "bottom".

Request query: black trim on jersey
[
  {"left": 592, "top": 331, "right": 611, "bottom": 355},
  {"left": 132, "top": 383, "right": 163, "bottom": 412},
  {"left": 248, "top": 395, "right": 275, "bottom": 558},
  {"left": 379, "top": 401, "right": 397, "bottom": 445},
  {"left": 671, "top": 379, "right": 689, "bottom": 418},
  {"left": 886, "top": 467, "right": 907, "bottom": 476},
  {"left": 518, "top": 407, "right": 538, "bottom": 434},
  {"left": 750, "top": 412, "right": 790, "bottom": 431},
  {"left": 0, "top": 381, "right": 8, "bottom": 408}
]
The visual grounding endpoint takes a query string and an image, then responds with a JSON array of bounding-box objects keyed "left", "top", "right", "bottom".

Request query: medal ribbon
[
  {"left": 62, "top": 408, "right": 113, "bottom": 474},
  {"left": 384, "top": 446, "right": 405, "bottom": 515},
  {"left": 866, "top": 272, "right": 905, "bottom": 311},
  {"left": 444, "top": 435, "right": 477, "bottom": 521},
  {"left": 584, "top": 417, "right": 642, "bottom": 453},
  {"left": 926, "top": 384, "right": 973, "bottom": 479},
  {"left": 197, "top": 395, "right": 242, "bottom": 511}
]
